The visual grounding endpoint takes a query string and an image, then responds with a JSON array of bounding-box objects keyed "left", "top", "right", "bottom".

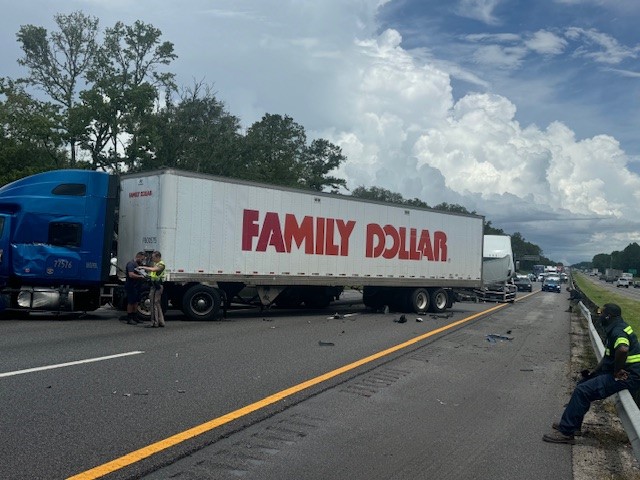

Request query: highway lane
[
  {"left": 141, "top": 288, "right": 573, "bottom": 480},
  {"left": 0, "top": 288, "right": 572, "bottom": 479},
  {"left": 582, "top": 274, "right": 640, "bottom": 301}
]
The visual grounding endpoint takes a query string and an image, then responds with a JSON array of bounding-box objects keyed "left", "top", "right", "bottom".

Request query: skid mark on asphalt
[
  {"left": 340, "top": 367, "right": 411, "bottom": 397},
  {"left": 164, "top": 413, "right": 324, "bottom": 479}
]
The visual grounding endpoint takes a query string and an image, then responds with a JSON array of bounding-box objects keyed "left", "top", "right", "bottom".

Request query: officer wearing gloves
[{"left": 543, "top": 303, "right": 640, "bottom": 444}]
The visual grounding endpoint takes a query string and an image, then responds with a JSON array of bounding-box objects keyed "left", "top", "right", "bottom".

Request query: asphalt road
[
  {"left": 0, "top": 287, "right": 573, "bottom": 480},
  {"left": 585, "top": 274, "right": 640, "bottom": 301}
]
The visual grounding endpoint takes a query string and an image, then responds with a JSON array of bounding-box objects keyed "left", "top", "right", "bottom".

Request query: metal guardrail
[{"left": 578, "top": 301, "right": 640, "bottom": 461}]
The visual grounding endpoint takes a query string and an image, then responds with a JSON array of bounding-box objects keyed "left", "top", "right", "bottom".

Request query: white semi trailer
[{"left": 117, "top": 169, "right": 486, "bottom": 320}]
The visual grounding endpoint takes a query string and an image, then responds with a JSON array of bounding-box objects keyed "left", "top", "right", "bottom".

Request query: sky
[{"left": 1, "top": 0, "right": 639, "bottom": 265}]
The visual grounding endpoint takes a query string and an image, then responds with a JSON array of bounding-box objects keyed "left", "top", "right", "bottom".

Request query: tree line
[
  {"left": 0, "top": 11, "right": 552, "bottom": 266},
  {"left": 573, "top": 244, "right": 640, "bottom": 275},
  {"left": 0, "top": 11, "right": 346, "bottom": 192}
]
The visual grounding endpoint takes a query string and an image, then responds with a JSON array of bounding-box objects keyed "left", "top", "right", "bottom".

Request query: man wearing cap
[{"left": 543, "top": 303, "right": 640, "bottom": 444}]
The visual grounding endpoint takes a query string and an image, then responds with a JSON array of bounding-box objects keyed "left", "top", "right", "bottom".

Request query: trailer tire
[
  {"left": 408, "top": 288, "right": 430, "bottom": 313},
  {"left": 183, "top": 285, "right": 221, "bottom": 321},
  {"left": 429, "top": 288, "right": 448, "bottom": 313}
]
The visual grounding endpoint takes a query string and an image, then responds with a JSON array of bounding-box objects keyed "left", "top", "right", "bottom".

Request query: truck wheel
[
  {"left": 429, "top": 289, "right": 448, "bottom": 313},
  {"left": 137, "top": 288, "right": 152, "bottom": 321},
  {"left": 409, "top": 288, "right": 430, "bottom": 313},
  {"left": 183, "top": 285, "right": 221, "bottom": 321}
]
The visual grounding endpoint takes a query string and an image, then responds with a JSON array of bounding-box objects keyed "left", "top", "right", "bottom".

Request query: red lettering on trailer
[
  {"left": 365, "top": 223, "right": 447, "bottom": 261},
  {"left": 242, "top": 209, "right": 355, "bottom": 256},
  {"left": 242, "top": 209, "right": 447, "bottom": 262},
  {"left": 129, "top": 190, "right": 152, "bottom": 198}
]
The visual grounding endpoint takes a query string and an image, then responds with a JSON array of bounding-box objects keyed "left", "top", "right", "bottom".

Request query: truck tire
[
  {"left": 429, "top": 288, "right": 448, "bottom": 313},
  {"left": 182, "top": 284, "right": 221, "bottom": 321},
  {"left": 137, "top": 288, "right": 152, "bottom": 321},
  {"left": 408, "top": 288, "right": 430, "bottom": 313}
]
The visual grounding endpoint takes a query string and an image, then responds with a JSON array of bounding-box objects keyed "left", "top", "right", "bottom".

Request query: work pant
[
  {"left": 557, "top": 370, "right": 640, "bottom": 435},
  {"left": 150, "top": 284, "right": 165, "bottom": 327}
]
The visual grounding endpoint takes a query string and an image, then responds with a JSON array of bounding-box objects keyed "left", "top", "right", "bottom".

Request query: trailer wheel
[
  {"left": 183, "top": 285, "right": 221, "bottom": 321},
  {"left": 409, "top": 288, "right": 430, "bottom": 313},
  {"left": 429, "top": 288, "right": 448, "bottom": 313}
]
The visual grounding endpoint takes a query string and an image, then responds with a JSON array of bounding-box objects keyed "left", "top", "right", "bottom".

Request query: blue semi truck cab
[{"left": 0, "top": 170, "right": 119, "bottom": 312}]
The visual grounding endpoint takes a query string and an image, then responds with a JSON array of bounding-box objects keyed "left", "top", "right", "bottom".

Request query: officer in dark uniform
[
  {"left": 542, "top": 303, "right": 640, "bottom": 444},
  {"left": 543, "top": 303, "right": 640, "bottom": 444}
]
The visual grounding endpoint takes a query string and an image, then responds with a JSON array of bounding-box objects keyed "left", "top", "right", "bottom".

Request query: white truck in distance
[
  {"left": 477, "top": 235, "right": 517, "bottom": 302},
  {"left": 118, "top": 169, "right": 488, "bottom": 320}
]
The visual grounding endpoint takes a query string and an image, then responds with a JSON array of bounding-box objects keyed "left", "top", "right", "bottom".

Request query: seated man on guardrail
[{"left": 543, "top": 303, "right": 640, "bottom": 444}]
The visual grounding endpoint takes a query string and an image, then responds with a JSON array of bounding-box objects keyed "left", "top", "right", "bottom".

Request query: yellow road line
[{"left": 67, "top": 302, "right": 508, "bottom": 479}]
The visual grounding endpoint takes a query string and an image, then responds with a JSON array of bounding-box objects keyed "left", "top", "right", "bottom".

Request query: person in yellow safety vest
[
  {"left": 140, "top": 251, "right": 166, "bottom": 328},
  {"left": 543, "top": 303, "right": 640, "bottom": 444}
]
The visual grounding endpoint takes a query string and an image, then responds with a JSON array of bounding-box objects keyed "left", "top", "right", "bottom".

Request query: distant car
[
  {"left": 542, "top": 276, "right": 561, "bottom": 293},
  {"left": 514, "top": 277, "right": 533, "bottom": 292},
  {"left": 616, "top": 278, "right": 630, "bottom": 288}
]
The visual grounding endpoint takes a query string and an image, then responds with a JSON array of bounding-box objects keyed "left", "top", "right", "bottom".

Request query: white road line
[{"left": 0, "top": 351, "right": 145, "bottom": 378}]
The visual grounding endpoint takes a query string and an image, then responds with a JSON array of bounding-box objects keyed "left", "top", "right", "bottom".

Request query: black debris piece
[{"left": 394, "top": 315, "right": 407, "bottom": 324}]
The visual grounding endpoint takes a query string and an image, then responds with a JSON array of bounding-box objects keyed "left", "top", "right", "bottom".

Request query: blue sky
[
  {"left": 378, "top": 0, "right": 640, "bottom": 166},
  {"left": 1, "top": 0, "right": 639, "bottom": 265}
]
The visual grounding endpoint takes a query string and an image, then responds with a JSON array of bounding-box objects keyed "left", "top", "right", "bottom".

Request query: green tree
[
  {"left": 611, "top": 250, "right": 623, "bottom": 270},
  {"left": 299, "top": 138, "right": 347, "bottom": 191},
  {"left": 80, "top": 19, "right": 176, "bottom": 172},
  {"left": 483, "top": 220, "right": 505, "bottom": 235},
  {"left": 16, "top": 11, "right": 99, "bottom": 166},
  {"left": 0, "top": 79, "right": 71, "bottom": 184},
  {"left": 351, "top": 185, "right": 408, "bottom": 204},
  {"left": 240, "top": 114, "right": 346, "bottom": 190},
  {"left": 510, "top": 231, "right": 543, "bottom": 270},
  {"left": 0, "top": 79, "right": 66, "bottom": 163},
  {"left": 241, "top": 114, "right": 307, "bottom": 185},
  {"left": 432, "top": 202, "right": 473, "bottom": 214},
  {"left": 146, "top": 83, "right": 242, "bottom": 174},
  {"left": 621, "top": 243, "right": 640, "bottom": 273},
  {"left": 592, "top": 253, "right": 610, "bottom": 273}
]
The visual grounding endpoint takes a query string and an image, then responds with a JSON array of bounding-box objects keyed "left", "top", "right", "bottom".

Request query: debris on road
[
  {"left": 416, "top": 317, "right": 423, "bottom": 322},
  {"left": 430, "top": 312, "right": 453, "bottom": 319},
  {"left": 486, "top": 333, "right": 514, "bottom": 343},
  {"left": 394, "top": 315, "right": 407, "bottom": 324},
  {"left": 318, "top": 340, "right": 335, "bottom": 346},
  {"left": 326, "top": 313, "right": 358, "bottom": 320}
]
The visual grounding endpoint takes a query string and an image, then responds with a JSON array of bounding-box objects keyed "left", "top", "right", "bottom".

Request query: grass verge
[{"left": 573, "top": 272, "right": 640, "bottom": 332}]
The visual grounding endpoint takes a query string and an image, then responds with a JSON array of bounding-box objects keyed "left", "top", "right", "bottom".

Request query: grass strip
[{"left": 573, "top": 272, "right": 640, "bottom": 332}]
